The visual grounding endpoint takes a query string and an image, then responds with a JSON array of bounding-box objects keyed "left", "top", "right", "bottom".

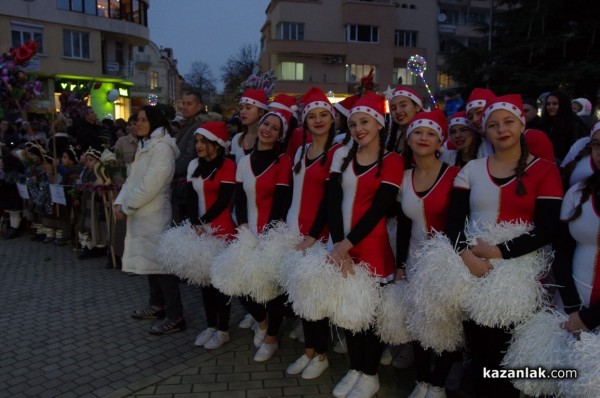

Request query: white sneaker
[
  {"left": 253, "top": 342, "right": 278, "bottom": 362},
  {"left": 408, "top": 382, "right": 430, "bottom": 398},
  {"left": 194, "top": 327, "right": 216, "bottom": 347},
  {"left": 286, "top": 354, "right": 311, "bottom": 375},
  {"left": 380, "top": 346, "right": 392, "bottom": 365},
  {"left": 425, "top": 385, "right": 447, "bottom": 398},
  {"left": 332, "top": 369, "right": 361, "bottom": 398},
  {"left": 289, "top": 319, "right": 305, "bottom": 342},
  {"left": 333, "top": 337, "right": 348, "bottom": 354},
  {"left": 347, "top": 373, "right": 379, "bottom": 398},
  {"left": 253, "top": 326, "right": 267, "bottom": 348},
  {"left": 239, "top": 313, "right": 254, "bottom": 329},
  {"left": 204, "top": 330, "right": 230, "bottom": 350},
  {"left": 301, "top": 354, "right": 329, "bottom": 379},
  {"left": 392, "top": 343, "right": 414, "bottom": 369}
]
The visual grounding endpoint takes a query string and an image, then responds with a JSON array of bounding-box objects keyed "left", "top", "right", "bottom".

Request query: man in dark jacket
[{"left": 74, "top": 107, "right": 103, "bottom": 153}]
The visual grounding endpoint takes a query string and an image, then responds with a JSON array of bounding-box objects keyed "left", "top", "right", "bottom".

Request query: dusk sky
[{"left": 148, "top": 1, "right": 270, "bottom": 90}]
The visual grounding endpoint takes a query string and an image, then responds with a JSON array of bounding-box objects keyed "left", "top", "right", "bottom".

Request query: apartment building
[
  {"left": 259, "top": 0, "right": 492, "bottom": 101},
  {"left": 0, "top": 0, "right": 180, "bottom": 120}
]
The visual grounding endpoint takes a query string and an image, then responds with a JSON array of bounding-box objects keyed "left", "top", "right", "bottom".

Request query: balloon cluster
[
  {"left": 0, "top": 40, "right": 43, "bottom": 117},
  {"left": 239, "top": 69, "right": 276, "bottom": 99}
]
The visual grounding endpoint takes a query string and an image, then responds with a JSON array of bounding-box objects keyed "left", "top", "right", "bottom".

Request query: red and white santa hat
[
  {"left": 259, "top": 109, "right": 293, "bottom": 138},
  {"left": 333, "top": 95, "right": 359, "bottom": 118},
  {"left": 388, "top": 85, "right": 423, "bottom": 108},
  {"left": 466, "top": 88, "right": 495, "bottom": 113},
  {"left": 349, "top": 92, "right": 387, "bottom": 127},
  {"left": 448, "top": 111, "right": 469, "bottom": 129},
  {"left": 407, "top": 109, "right": 448, "bottom": 141},
  {"left": 195, "top": 121, "right": 230, "bottom": 148},
  {"left": 482, "top": 94, "right": 526, "bottom": 128},
  {"left": 299, "top": 87, "right": 334, "bottom": 123},
  {"left": 270, "top": 93, "right": 298, "bottom": 114},
  {"left": 239, "top": 88, "right": 269, "bottom": 110},
  {"left": 591, "top": 120, "right": 600, "bottom": 137}
]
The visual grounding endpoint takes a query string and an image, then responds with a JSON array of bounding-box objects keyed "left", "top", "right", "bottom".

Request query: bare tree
[
  {"left": 184, "top": 61, "right": 217, "bottom": 103},
  {"left": 220, "top": 44, "right": 258, "bottom": 105}
]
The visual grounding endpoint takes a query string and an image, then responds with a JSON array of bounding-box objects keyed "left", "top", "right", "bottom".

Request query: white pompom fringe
[
  {"left": 375, "top": 282, "right": 413, "bottom": 345},
  {"left": 156, "top": 220, "right": 193, "bottom": 276},
  {"left": 245, "top": 222, "right": 303, "bottom": 304},
  {"left": 279, "top": 243, "right": 341, "bottom": 321},
  {"left": 330, "top": 261, "right": 383, "bottom": 333},
  {"left": 502, "top": 309, "right": 572, "bottom": 397},
  {"left": 210, "top": 227, "right": 258, "bottom": 297},
  {"left": 182, "top": 227, "right": 227, "bottom": 286},
  {"left": 463, "top": 220, "right": 552, "bottom": 328},
  {"left": 560, "top": 331, "right": 600, "bottom": 398},
  {"left": 406, "top": 306, "right": 464, "bottom": 354}
]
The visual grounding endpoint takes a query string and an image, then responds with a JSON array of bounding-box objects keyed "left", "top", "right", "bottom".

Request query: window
[
  {"left": 346, "top": 25, "right": 379, "bottom": 43},
  {"left": 109, "top": 0, "right": 120, "bottom": 18},
  {"left": 115, "top": 41, "right": 124, "bottom": 65},
  {"left": 150, "top": 71, "right": 159, "bottom": 89},
  {"left": 394, "top": 30, "right": 418, "bottom": 47},
  {"left": 278, "top": 22, "right": 304, "bottom": 40},
  {"left": 63, "top": 29, "right": 91, "bottom": 59},
  {"left": 439, "top": 9, "right": 460, "bottom": 25},
  {"left": 57, "top": 0, "right": 97, "bottom": 15},
  {"left": 84, "top": 0, "right": 96, "bottom": 15},
  {"left": 57, "top": 0, "right": 70, "bottom": 10},
  {"left": 346, "top": 64, "right": 377, "bottom": 83},
  {"left": 278, "top": 62, "right": 304, "bottom": 81},
  {"left": 392, "top": 67, "right": 417, "bottom": 86},
  {"left": 468, "top": 11, "right": 486, "bottom": 26},
  {"left": 11, "top": 23, "right": 44, "bottom": 54}
]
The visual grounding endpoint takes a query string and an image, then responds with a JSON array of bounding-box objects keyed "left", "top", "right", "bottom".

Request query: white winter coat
[{"left": 114, "top": 127, "right": 180, "bottom": 274}]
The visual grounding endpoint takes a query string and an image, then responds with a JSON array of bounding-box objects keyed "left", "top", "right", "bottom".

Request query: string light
[
  {"left": 407, "top": 54, "right": 437, "bottom": 109},
  {"left": 148, "top": 94, "right": 158, "bottom": 106}
]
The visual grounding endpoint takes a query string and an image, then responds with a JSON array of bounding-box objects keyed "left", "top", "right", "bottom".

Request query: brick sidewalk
[{"left": 0, "top": 235, "right": 442, "bottom": 398}]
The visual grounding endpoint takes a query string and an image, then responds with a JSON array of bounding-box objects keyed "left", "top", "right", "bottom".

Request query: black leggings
[
  {"left": 239, "top": 294, "right": 293, "bottom": 337},
  {"left": 303, "top": 318, "right": 329, "bottom": 354},
  {"left": 413, "top": 342, "right": 459, "bottom": 388},
  {"left": 147, "top": 274, "right": 183, "bottom": 319},
  {"left": 202, "top": 285, "right": 231, "bottom": 331},
  {"left": 345, "top": 326, "right": 384, "bottom": 376}
]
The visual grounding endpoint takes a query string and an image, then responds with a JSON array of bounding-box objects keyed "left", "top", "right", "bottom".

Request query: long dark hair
[
  {"left": 514, "top": 133, "right": 530, "bottom": 196},
  {"left": 140, "top": 105, "right": 173, "bottom": 137},
  {"left": 538, "top": 91, "right": 577, "bottom": 140},
  {"left": 251, "top": 113, "right": 283, "bottom": 164},
  {"left": 340, "top": 126, "right": 386, "bottom": 177},
  {"left": 293, "top": 119, "right": 336, "bottom": 174},
  {"left": 191, "top": 138, "right": 226, "bottom": 181},
  {"left": 454, "top": 128, "right": 482, "bottom": 167},
  {"left": 567, "top": 170, "right": 600, "bottom": 222},
  {"left": 562, "top": 144, "right": 591, "bottom": 190}
]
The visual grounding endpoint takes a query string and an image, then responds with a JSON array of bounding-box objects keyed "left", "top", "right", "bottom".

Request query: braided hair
[
  {"left": 339, "top": 126, "right": 387, "bottom": 177},
  {"left": 567, "top": 170, "right": 600, "bottom": 222},
  {"left": 281, "top": 116, "right": 299, "bottom": 154},
  {"left": 293, "top": 123, "right": 308, "bottom": 174},
  {"left": 561, "top": 144, "right": 591, "bottom": 190},
  {"left": 514, "top": 133, "right": 530, "bottom": 196}
]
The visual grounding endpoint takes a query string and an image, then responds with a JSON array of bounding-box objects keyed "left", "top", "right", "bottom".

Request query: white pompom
[
  {"left": 279, "top": 243, "right": 340, "bottom": 321},
  {"left": 406, "top": 306, "right": 464, "bottom": 354},
  {"left": 210, "top": 227, "right": 258, "bottom": 297},
  {"left": 464, "top": 220, "right": 551, "bottom": 328},
  {"left": 330, "top": 261, "right": 383, "bottom": 333},
  {"left": 245, "top": 222, "right": 303, "bottom": 304},
  {"left": 375, "top": 281, "right": 413, "bottom": 345},
  {"left": 560, "top": 331, "right": 600, "bottom": 398},
  {"left": 502, "top": 309, "right": 572, "bottom": 397},
  {"left": 156, "top": 220, "right": 194, "bottom": 276},
  {"left": 181, "top": 226, "right": 227, "bottom": 286}
]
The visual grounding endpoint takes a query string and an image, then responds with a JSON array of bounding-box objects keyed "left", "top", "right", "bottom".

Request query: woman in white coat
[{"left": 114, "top": 105, "right": 184, "bottom": 335}]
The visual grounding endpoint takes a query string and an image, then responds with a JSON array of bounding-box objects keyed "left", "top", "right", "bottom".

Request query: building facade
[
  {"left": 0, "top": 0, "right": 180, "bottom": 121},
  {"left": 259, "top": 0, "right": 492, "bottom": 102}
]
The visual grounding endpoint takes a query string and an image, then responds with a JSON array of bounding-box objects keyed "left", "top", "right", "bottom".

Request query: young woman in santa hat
[
  {"left": 333, "top": 95, "right": 359, "bottom": 146},
  {"left": 185, "top": 121, "right": 237, "bottom": 350},
  {"left": 561, "top": 121, "right": 600, "bottom": 189},
  {"left": 440, "top": 111, "right": 482, "bottom": 168},
  {"left": 555, "top": 122, "right": 600, "bottom": 334},
  {"left": 386, "top": 86, "right": 423, "bottom": 154},
  {"left": 328, "top": 92, "right": 404, "bottom": 398},
  {"left": 396, "top": 110, "right": 460, "bottom": 398},
  {"left": 230, "top": 89, "right": 268, "bottom": 163},
  {"left": 445, "top": 94, "right": 563, "bottom": 397},
  {"left": 284, "top": 87, "right": 343, "bottom": 380},
  {"left": 234, "top": 108, "right": 293, "bottom": 362}
]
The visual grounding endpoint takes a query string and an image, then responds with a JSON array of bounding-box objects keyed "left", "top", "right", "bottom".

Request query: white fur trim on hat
[
  {"left": 349, "top": 105, "right": 386, "bottom": 127},
  {"left": 449, "top": 116, "right": 469, "bottom": 129},
  {"left": 482, "top": 102, "right": 526, "bottom": 128},
  {"left": 591, "top": 120, "right": 600, "bottom": 138},
  {"left": 390, "top": 89, "right": 423, "bottom": 108},
  {"left": 333, "top": 102, "right": 350, "bottom": 118},
  {"left": 407, "top": 118, "right": 444, "bottom": 141},
  {"left": 270, "top": 102, "right": 298, "bottom": 114},
  {"left": 466, "top": 99, "right": 487, "bottom": 113},
  {"left": 239, "top": 96, "right": 269, "bottom": 111},
  {"left": 259, "top": 111, "right": 289, "bottom": 137},
  {"left": 301, "top": 101, "right": 334, "bottom": 123},
  {"left": 195, "top": 128, "right": 230, "bottom": 148}
]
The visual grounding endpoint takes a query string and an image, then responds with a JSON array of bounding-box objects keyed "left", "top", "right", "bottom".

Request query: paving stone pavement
[{"left": 1, "top": 235, "right": 466, "bottom": 398}]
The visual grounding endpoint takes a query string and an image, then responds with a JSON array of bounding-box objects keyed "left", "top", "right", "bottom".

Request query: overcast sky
[{"left": 148, "top": 1, "right": 270, "bottom": 90}]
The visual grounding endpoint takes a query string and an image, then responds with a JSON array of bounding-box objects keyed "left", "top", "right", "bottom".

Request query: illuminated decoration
[
  {"left": 107, "top": 88, "right": 119, "bottom": 102},
  {"left": 407, "top": 54, "right": 437, "bottom": 109},
  {"left": 148, "top": 94, "right": 158, "bottom": 106}
]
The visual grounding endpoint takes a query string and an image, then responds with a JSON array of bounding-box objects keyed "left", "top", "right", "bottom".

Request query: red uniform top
[
  {"left": 236, "top": 153, "right": 293, "bottom": 233},
  {"left": 331, "top": 147, "right": 404, "bottom": 282},
  {"left": 287, "top": 143, "right": 342, "bottom": 238},
  {"left": 525, "top": 129, "right": 555, "bottom": 163},
  {"left": 187, "top": 158, "right": 237, "bottom": 238},
  {"left": 285, "top": 127, "right": 313, "bottom": 159}
]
